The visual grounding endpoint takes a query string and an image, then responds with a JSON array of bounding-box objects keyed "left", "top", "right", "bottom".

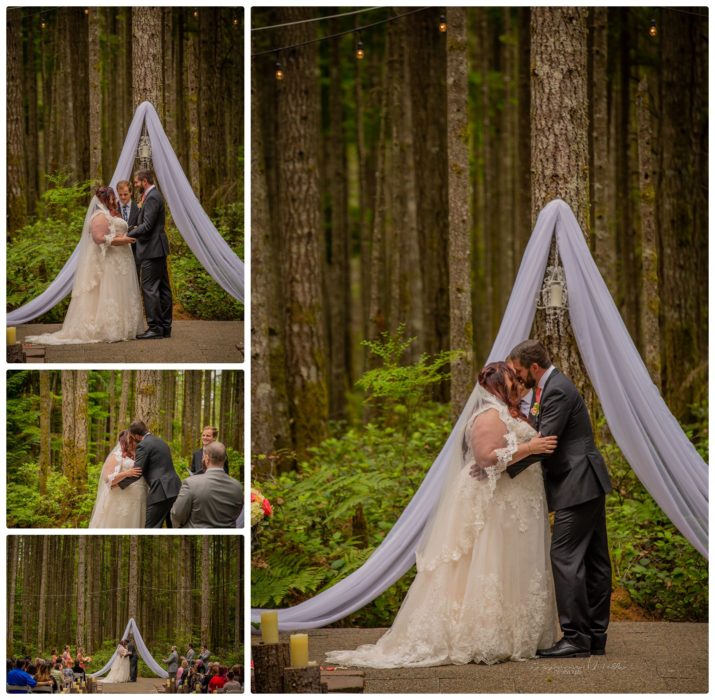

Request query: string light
[
  {"left": 275, "top": 60, "right": 284, "bottom": 81},
  {"left": 649, "top": 18, "right": 657, "bottom": 37},
  {"left": 356, "top": 38, "right": 365, "bottom": 60},
  {"left": 193, "top": 9, "right": 199, "bottom": 19},
  {"left": 233, "top": 17, "right": 239, "bottom": 27},
  {"left": 84, "top": 8, "right": 89, "bottom": 15},
  {"left": 439, "top": 14, "right": 447, "bottom": 33},
  {"left": 40, "top": 20, "right": 46, "bottom": 30}
]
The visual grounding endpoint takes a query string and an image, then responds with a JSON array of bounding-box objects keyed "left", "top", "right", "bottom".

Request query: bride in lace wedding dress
[
  {"left": 326, "top": 362, "right": 559, "bottom": 667},
  {"left": 89, "top": 430, "right": 147, "bottom": 528},
  {"left": 25, "top": 187, "right": 144, "bottom": 345},
  {"left": 102, "top": 641, "right": 131, "bottom": 683}
]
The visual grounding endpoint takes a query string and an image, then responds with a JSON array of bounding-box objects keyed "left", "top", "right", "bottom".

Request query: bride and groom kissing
[
  {"left": 327, "top": 339, "right": 612, "bottom": 667},
  {"left": 26, "top": 170, "right": 172, "bottom": 346},
  {"left": 89, "top": 421, "right": 242, "bottom": 529}
]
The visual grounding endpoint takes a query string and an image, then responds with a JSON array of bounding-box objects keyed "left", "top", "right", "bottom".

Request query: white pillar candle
[
  {"left": 261, "top": 611, "right": 279, "bottom": 644},
  {"left": 6, "top": 327, "right": 16, "bottom": 344}
]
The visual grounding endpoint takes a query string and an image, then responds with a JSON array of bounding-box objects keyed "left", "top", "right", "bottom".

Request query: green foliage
[
  {"left": 251, "top": 399, "right": 452, "bottom": 625},
  {"left": 357, "top": 325, "right": 460, "bottom": 432},
  {"left": 7, "top": 180, "right": 244, "bottom": 321},
  {"left": 599, "top": 404, "right": 708, "bottom": 621}
]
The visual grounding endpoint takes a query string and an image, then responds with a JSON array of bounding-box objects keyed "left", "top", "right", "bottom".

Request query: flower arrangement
[{"left": 251, "top": 487, "right": 273, "bottom": 527}]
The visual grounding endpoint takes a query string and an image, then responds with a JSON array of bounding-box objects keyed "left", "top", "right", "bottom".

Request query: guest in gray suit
[
  {"left": 171, "top": 442, "right": 242, "bottom": 528},
  {"left": 185, "top": 644, "right": 195, "bottom": 666},
  {"left": 163, "top": 646, "right": 179, "bottom": 679}
]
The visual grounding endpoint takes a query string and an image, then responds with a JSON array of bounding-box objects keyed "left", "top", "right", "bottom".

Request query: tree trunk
[
  {"left": 88, "top": 8, "right": 102, "bottom": 182},
  {"left": 39, "top": 371, "right": 52, "bottom": 495},
  {"left": 185, "top": 17, "right": 201, "bottom": 195},
  {"left": 7, "top": 9, "right": 27, "bottom": 232},
  {"left": 77, "top": 535, "right": 86, "bottom": 649},
  {"left": 23, "top": 12, "right": 39, "bottom": 214},
  {"left": 7, "top": 537, "right": 18, "bottom": 656},
  {"left": 201, "top": 536, "right": 210, "bottom": 645},
  {"left": 135, "top": 370, "right": 160, "bottom": 434},
  {"left": 128, "top": 535, "right": 138, "bottom": 621},
  {"left": 118, "top": 371, "right": 131, "bottom": 428},
  {"left": 251, "top": 61, "right": 288, "bottom": 472},
  {"left": 530, "top": 7, "right": 592, "bottom": 402},
  {"left": 62, "top": 371, "right": 89, "bottom": 500},
  {"left": 636, "top": 75, "right": 660, "bottom": 389},
  {"left": 446, "top": 7, "right": 474, "bottom": 419},
  {"left": 132, "top": 8, "right": 164, "bottom": 113},
  {"left": 589, "top": 8, "right": 613, "bottom": 291},
  {"left": 277, "top": 8, "right": 329, "bottom": 456}
]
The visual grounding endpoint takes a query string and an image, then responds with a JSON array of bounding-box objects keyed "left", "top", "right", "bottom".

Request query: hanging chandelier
[{"left": 536, "top": 243, "right": 568, "bottom": 335}]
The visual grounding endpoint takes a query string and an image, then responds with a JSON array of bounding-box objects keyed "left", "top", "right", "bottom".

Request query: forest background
[
  {"left": 251, "top": 7, "right": 708, "bottom": 624},
  {"left": 7, "top": 370, "right": 244, "bottom": 528},
  {"left": 6, "top": 7, "right": 244, "bottom": 322},
  {"left": 6, "top": 535, "right": 242, "bottom": 672}
]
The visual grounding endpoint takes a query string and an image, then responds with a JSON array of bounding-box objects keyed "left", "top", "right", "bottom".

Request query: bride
[
  {"left": 89, "top": 430, "right": 147, "bottom": 528},
  {"left": 25, "top": 186, "right": 144, "bottom": 345},
  {"left": 102, "top": 640, "right": 131, "bottom": 684},
  {"left": 326, "top": 361, "right": 559, "bottom": 667}
]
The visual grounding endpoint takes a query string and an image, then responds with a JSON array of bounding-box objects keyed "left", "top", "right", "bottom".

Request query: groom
[
  {"left": 504, "top": 339, "right": 612, "bottom": 658},
  {"left": 130, "top": 169, "right": 173, "bottom": 339},
  {"left": 120, "top": 420, "right": 182, "bottom": 527},
  {"left": 127, "top": 637, "right": 138, "bottom": 682}
]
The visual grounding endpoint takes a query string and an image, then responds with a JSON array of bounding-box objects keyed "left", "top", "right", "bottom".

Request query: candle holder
[{"left": 253, "top": 640, "right": 290, "bottom": 694}]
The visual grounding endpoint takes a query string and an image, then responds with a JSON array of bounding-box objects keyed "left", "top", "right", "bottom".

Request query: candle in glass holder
[
  {"left": 289, "top": 633, "right": 309, "bottom": 667},
  {"left": 548, "top": 282, "right": 563, "bottom": 308},
  {"left": 261, "top": 611, "right": 279, "bottom": 644},
  {"left": 6, "top": 327, "right": 16, "bottom": 345}
]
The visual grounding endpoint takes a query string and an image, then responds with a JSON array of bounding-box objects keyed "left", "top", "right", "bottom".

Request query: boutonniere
[{"left": 530, "top": 402, "right": 541, "bottom": 417}]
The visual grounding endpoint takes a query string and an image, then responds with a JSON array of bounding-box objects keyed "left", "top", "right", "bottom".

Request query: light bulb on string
[
  {"left": 649, "top": 18, "right": 657, "bottom": 37},
  {"left": 439, "top": 14, "right": 447, "bottom": 33},
  {"left": 84, "top": 8, "right": 89, "bottom": 15},
  {"left": 275, "top": 61, "right": 284, "bottom": 81},
  {"left": 356, "top": 39, "right": 365, "bottom": 61},
  {"left": 193, "top": 9, "right": 199, "bottom": 19},
  {"left": 233, "top": 17, "right": 239, "bottom": 27},
  {"left": 40, "top": 20, "right": 47, "bottom": 30}
]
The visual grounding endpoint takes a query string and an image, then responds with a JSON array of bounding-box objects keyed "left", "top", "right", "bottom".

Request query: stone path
[
  {"left": 266, "top": 622, "right": 707, "bottom": 693},
  {"left": 95, "top": 677, "right": 164, "bottom": 693},
  {"left": 16, "top": 321, "right": 244, "bottom": 363}
]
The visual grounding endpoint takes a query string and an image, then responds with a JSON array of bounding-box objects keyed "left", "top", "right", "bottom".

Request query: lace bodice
[
  {"left": 109, "top": 216, "right": 129, "bottom": 236},
  {"left": 105, "top": 447, "right": 136, "bottom": 486}
]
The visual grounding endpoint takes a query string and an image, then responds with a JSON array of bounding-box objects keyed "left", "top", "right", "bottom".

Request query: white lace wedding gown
[
  {"left": 89, "top": 446, "right": 147, "bottom": 528},
  {"left": 102, "top": 645, "right": 130, "bottom": 683},
  {"left": 26, "top": 211, "right": 144, "bottom": 344},
  {"left": 326, "top": 398, "right": 558, "bottom": 667}
]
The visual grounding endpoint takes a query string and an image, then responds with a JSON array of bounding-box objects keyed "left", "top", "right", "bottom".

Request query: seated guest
[
  {"left": 172, "top": 443, "right": 242, "bottom": 528},
  {"left": 201, "top": 662, "right": 218, "bottom": 693},
  {"left": 72, "top": 659, "right": 86, "bottom": 680},
  {"left": 176, "top": 659, "right": 188, "bottom": 686},
  {"left": 50, "top": 661, "right": 64, "bottom": 689},
  {"left": 7, "top": 659, "right": 37, "bottom": 692},
  {"left": 223, "top": 670, "right": 243, "bottom": 693},
  {"left": 190, "top": 426, "right": 229, "bottom": 476},
  {"left": 208, "top": 665, "right": 228, "bottom": 692},
  {"left": 62, "top": 661, "right": 74, "bottom": 683},
  {"left": 35, "top": 662, "right": 57, "bottom": 692}
]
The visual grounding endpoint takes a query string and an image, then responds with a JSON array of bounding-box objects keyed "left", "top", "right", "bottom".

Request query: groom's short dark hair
[
  {"left": 509, "top": 339, "right": 551, "bottom": 369},
  {"left": 129, "top": 420, "right": 149, "bottom": 436},
  {"left": 135, "top": 169, "right": 154, "bottom": 185}
]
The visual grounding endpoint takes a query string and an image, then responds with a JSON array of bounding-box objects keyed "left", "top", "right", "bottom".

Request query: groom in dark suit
[
  {"left": 127, "top": 637, "right": 138, "bottom": 682},
  {"left": 505, "top": 339, "right": 612, "bottom": 658},
  {"left": 120, "top": 420, "right": 182, "bottom": 528},
  {"left": 130, "top": 169, "right": 172, "bottom": 339}
]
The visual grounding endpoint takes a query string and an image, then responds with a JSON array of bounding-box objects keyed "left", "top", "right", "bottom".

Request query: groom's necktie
[{"left": 535, "top": 387, "right": 542, "bottom": 405}]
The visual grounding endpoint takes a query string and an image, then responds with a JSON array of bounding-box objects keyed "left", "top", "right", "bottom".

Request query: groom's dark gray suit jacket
[
  {"left": 130, "top": 187, "right": 170, "bottom": 260},
  {"left": 119, "top": 433, "right": 181, "bottom": 506},
  {"left": 507, "top": 368, "right": 612, "bottom": 511}
]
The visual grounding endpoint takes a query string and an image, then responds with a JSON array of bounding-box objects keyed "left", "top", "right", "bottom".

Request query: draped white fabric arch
[
  {"left": 7, "top": 101, "right": 244, "bottom": 325},
  {"left": 251, "top": 198, "right": 708, "bottom": 633},
  {"left": 89, "top": 617, "right": 168, "bottom": 679}
]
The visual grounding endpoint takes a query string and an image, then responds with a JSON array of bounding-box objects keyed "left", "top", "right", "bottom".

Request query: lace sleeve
[
  {"left": 102, "top": 450, "right": 122, "bottom": 486},
  {"left": 468, "top": 408, "right": 518, "bottom": 494}
]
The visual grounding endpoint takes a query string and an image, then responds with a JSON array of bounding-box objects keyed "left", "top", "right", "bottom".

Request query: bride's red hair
[
  {"left": 478, "top": 361, "right": 524, "bottom": 420},
  {"left": 95, "top": 186, "right": 119, "bottom": 217},
  {"left": 118, "top": 429, "right": 135, "bottom": 459}
]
